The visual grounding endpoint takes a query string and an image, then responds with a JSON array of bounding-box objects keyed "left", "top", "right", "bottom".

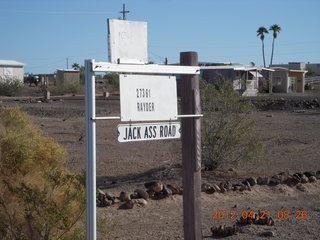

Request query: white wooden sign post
[{"left": 85, "top": 18, "right": 202, "bottom": 240}]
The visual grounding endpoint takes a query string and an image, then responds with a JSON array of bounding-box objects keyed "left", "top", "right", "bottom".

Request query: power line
[{"left": 0, "top": 9, "right": 117, "bottom": 15}]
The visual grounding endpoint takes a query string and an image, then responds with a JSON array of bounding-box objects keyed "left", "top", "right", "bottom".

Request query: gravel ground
[{"left": 1, "top": 93, "right": 320, "bottom": 239}]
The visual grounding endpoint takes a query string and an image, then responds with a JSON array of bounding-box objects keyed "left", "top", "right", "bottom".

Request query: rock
[
  {"left": 304, "top": 171, "right": 316, "bottom": 178},
  {"left": 242, "top": 180, "right": 251, "bottom": 186},
  {"left": 292, "top": 174, "right": 301, "bottom": 182},
  {"left": 119, "top": 191, "right": 131, "bottom": 202},
  {"left": 237, "top": 213, "right": 256, "bottom": 226},
  {"left": 269, "top": 177, "right": 280, "bottom": 186},
  {"left": 286, "top": 175, "right": 300, "bottom": 186},
  {"left": 219, "top": 181, "right": 232, "bottom": 191},
  {"left": 102, "top": 199, "right": 112, "bottom": 207},
  {"left": 147, "top": 190, "right": 156, "bottom": 198},
  {"left": 130, "top": 193, "right": 139, "bottom": 199},
  {"left": 239, "top": 184, "right": 246, "bottom": 192},
  {"left": 296, "top": 184, "right": 306, "bottom": 192},
  {"left": 111, "top": 197, "right": 120, "bottom": 204},
  {"left": 247, "top": 177, "right": 257, "bottom": 186},
  {"left": 212, "top": 184, "right": 221, "bottom": 192},
  {"left": 232, "top": 184, "right": 241, "bottom": 191},
  {"left": 105, "top": 191, "right": 113, "bottom": 201},
  {"left": 272, "top": 173, "right": 287, "bottom": 183},
  {"left": 124, "top": 200, "right": 134, "bottom": 209},
  {"left": 145, "top": 181, "right": 163, "bottom": 193},
  {"left": 300, "top": 174, "right": 309, "bottom": 183},
  {"left": 261, "top": 231, "right": 275, "bottom": 237},
  {"left": 176, "top": 186, "right": 183, "bottom": 195},
  {"left": 220, "top": 186, "right": 227, "bottom": 193},
  {"left": 134, "top": 189, "right": 149, "bottom": 200},
  {"left": 97, "top": 199, "right": 109, "bottom": 207},
  {"left": 309, "top": 176, "right": 317, "bottom": 182},
  {"left": 167, "top": 184, "right": 179, "bottom": 195},
  {"left": 293, "top": 172, "right": 303, "bottom": 179},
  {"left": 205, "top": 186, "right": 215, "bottom": 194},
  {"left": 201, "top": 183, "right": 211, "bottom": 192},
  {"left": 257, "top": 176, "right": 269, "bottom": 185},
  {"left": 132, "top": 198, "right": 148, "bottom": 207},
  {"left": 255, "top": 216, "right": 275, "bottom": 226},
  {"left": 211, "top": 225, "right": 240, "bottom": 237},
  {"left": 219, "top": 182, "right": 225, "bottom": 189},
  {"left": 162, "top": 185, "right": 173, "bottom": 197},
  {"left": 225, "top": 183, "right": 233, "bottom": 191},
  {"left": 97, "top": 189, "right": 106, "bottom": 202}
]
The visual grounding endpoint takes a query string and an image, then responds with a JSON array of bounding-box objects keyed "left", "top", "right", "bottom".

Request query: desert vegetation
[
  {"left": 0, "top": 108, "right": 85, "bottom": 240},
  {"left": 200, "top": 77, "right": 263, "bottom": 170}
]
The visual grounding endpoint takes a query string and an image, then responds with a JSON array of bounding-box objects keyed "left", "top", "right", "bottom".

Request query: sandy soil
[{"left": 1, "top": 93, "right": 320, "bottom": 240}]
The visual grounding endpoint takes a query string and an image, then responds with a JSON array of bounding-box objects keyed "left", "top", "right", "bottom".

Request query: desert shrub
[
  {"left": 200, "top": 77, "right": 263, "bottom": 170},
  {"left": 49, "top": 82, "right": 84, "bottom": 96},
  {"left": 0, "top": 108, "right": 85, "bottom": 240},
  {"left": 105, "top": 73, "right": 119, "bottom": 91},
  {"left": 306, "top": 66, "right": 315, "bottom": 77},
  {"left": 258, "top": 78, "right": 271, "bottom": 93},
  {"left": 0, "top": 78, "right": 25, "bottom": 96}
]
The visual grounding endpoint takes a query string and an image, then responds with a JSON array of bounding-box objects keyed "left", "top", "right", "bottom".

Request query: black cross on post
[{"left": 120, "top": 3, "right": 129, "bottom": 20}]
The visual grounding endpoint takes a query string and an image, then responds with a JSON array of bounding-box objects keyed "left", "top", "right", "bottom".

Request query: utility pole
[
  {"left": 120, "top": 3, "right": 129, "bottom": 20},
  {"left": 67, "top": 57, "right": 69, "bottom": 69}
]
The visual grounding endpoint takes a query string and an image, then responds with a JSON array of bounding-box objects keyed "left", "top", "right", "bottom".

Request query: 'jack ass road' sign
[{"left": 117, "top": 122, "right": 181, "bottom": 142}]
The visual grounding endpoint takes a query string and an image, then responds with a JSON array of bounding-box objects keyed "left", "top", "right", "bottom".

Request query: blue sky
[{"left": 1, "top": 0, "right": 319, "bottom": 73}]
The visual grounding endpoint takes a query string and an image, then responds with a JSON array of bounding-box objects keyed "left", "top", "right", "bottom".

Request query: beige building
[
  {"left": 56, "top": 69, "right": 80, "bottom": 85},
  {"left": 272, "top": 62, "right": 320, "bottom": 76},
  {"left": 200, "top": 64, "right": 272, "bottom": 96},
  {"left": 271, "top": 67, "right": 306, "bottom": 93},
  {"left": 0, "top": 60, "right": 24, "bottom": 82}
]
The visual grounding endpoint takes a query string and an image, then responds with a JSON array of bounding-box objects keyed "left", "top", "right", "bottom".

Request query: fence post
[{"left": 180, "top": 52, "right": 202, "bottom": 240}]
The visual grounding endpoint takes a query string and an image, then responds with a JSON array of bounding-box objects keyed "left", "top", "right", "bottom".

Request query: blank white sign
[
  {"left": 119, "top": 74, "right": 178, "bottom": 121},
  {"left": 108, "top": 19, "right": 148, "bottom": 64}
]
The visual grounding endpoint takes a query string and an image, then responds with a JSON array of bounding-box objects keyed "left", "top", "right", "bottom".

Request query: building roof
[
  {"left": 249, "top": 71, "right": 263, "bottom": 78},
  {"left": 0, "top": 60, "right": 24, "bottom": 67},
  {"left": 57, "top": 69, "right": 80, "bottom": 72},
  {"left": 200, "top": 65, "right": 274, "bottom": 72},
  {"left": 271, "top": 67, "right": 307, "bottom": 73}
]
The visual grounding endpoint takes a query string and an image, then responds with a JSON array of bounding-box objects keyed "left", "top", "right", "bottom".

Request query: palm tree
[
  {"left": 269, "top": 24, "right": 281, "bottom": 66},
  {"left": 257, "top": 27, "right": 269, "bottom": 68}
]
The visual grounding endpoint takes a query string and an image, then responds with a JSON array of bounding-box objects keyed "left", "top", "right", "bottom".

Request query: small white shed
[{"left": 0, "top": 60, "right": 25, "bottom": 82}]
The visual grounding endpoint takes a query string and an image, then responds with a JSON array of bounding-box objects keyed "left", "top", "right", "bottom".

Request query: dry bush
[
  {"left": 0, "top": 78, "right": 26, "bottom": 96},
  {"left": 0, "top": 108, "right": 85, "bottom": 240},
  {"left": 48, "top": 82, "right": 84, "bottom": 96},
  {"left": 200, "top": 77, "right": 263, "bottom": 170}
]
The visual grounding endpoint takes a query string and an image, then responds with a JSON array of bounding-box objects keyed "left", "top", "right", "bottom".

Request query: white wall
[{"left": 0, "top": 66, "right": 24, "bottom": 82}]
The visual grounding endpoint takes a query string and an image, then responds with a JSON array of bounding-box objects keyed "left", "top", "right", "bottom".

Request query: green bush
[
  {"left": 105, "top": 73, "right": 119, "bottom": 91},
  {"left": 0, "top": 108, "right": 85, "bottom": 240},
  {"left": 200, "top": 77, "right": 263, "bottom": 170},
  {"left": 0, "top": 78, "right": 25, "bottom": 96}
]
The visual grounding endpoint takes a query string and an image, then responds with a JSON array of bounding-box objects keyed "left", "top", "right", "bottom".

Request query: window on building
[{"left": 4, "top": 68, "right": 13, "bottom": 76}]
